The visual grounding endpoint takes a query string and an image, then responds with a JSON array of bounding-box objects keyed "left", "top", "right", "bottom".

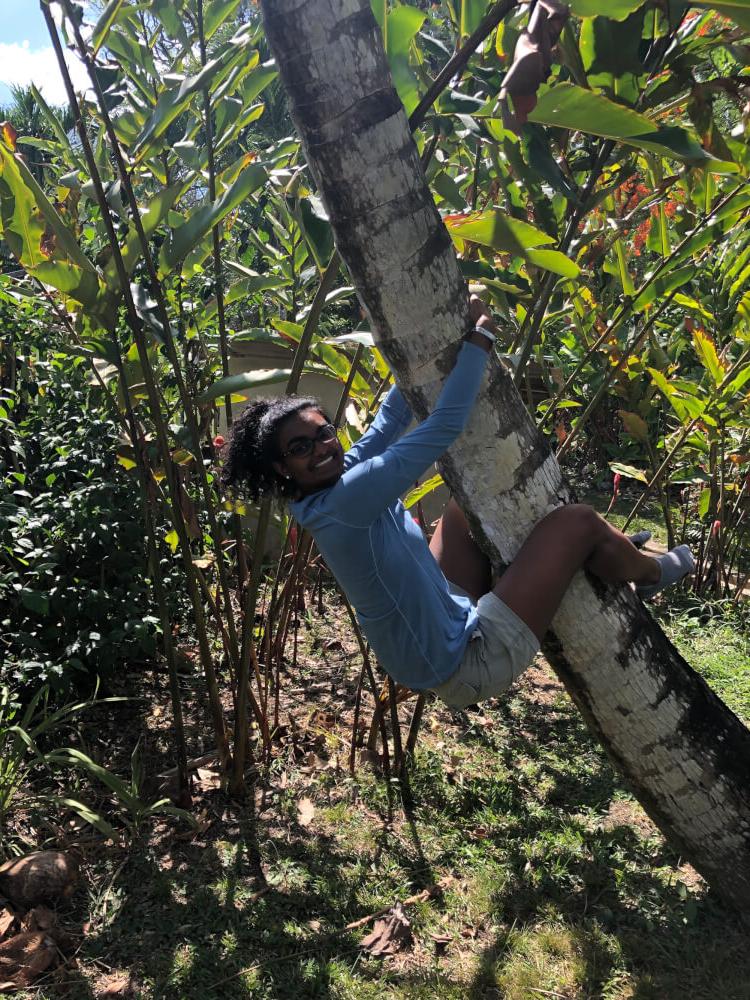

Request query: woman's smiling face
[{"left": 273, "top": 407, "right": 345, "bottom": 496}]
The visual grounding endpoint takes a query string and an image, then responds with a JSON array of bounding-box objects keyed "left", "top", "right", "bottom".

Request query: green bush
[{"left": 1, "top": 343, "right": 166, "bottom": 694}]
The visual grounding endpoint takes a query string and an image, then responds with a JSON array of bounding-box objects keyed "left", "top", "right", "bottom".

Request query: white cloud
[{"left": 0, "top": 40, "right": 90, "bottom": 108}]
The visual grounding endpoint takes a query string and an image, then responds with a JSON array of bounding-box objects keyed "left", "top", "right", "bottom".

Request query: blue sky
[{"left": 0, "top": 2, "right": 89, "bottom": 107}]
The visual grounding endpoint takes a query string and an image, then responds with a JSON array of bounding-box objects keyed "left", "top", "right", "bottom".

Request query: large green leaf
[
  {"left": 48, "top": 796, "right": 119, "bottom": 841},
  {"left": 579, "top": 7, "right": 647, "bottom": 98},
  {"left": 0, "top": 141, "right": 102, "bottom": 309},
  {"left": 386, "top": 5, "right": 426, "bottom": 115},
  {"left": 157, "top": 161, "right": 267, "bottom": 277},
  {"left": 693, "top": 329, "right": 725, "bottom": 386},
  {"left": 299, "top": 195, "right": 334, "bottom": 269},
  {"left": 404, "top": 473, "right": 444, "bottom": 509},
  {"left": 105, "top": 184, "right": 183, "bottom": 288},
  {"left": 104, "top": 26, "right": 158, "bottom": 83},
  {"left": 461, "top": 0, "right": 486, "bottom": 37},
  {"left": 204, "top": 0, "right": 245, "bottom": 40},
  {"left": 202, "top": 271, "right": 289, "bottom": 320},
  {"left": 629, "top": 128, "right": 736, "bottom": 167},
  {"left": 30, "top": 85, "right": 75, "bottom": 157},
  {"left": 371, "top": 0, "right": 387, "bottom": 41},
  {"left": 151, "top": 0, "right": 188, "bottom": 38},
  {"left": 133, "top": 36, "right": 257, "bottom": 158},
  {"left": 431, "top": 170, "right": 467, "bottom": 210},
  {"left": 632, "top": 265, "right": 695, "bottom": 311},
  {"left": 271, "top": 318, "right": 372, "bottom": 394},
  {"left": 444, "top": 209, "right": 555, "bottom": 253},
  {"left": 48, "top": 748, "right": 142, "bottom": 814},
  {"left": 525, "top": 248, "right": 580, "bottom": 278},
  {"left": 197, "top": 368, "right": 292, "bottom": 404},
  {"left": 240, "top": 63, "right": 279, "bottom": 105},
  {"left": 569, "top": 0, "right": 645, "bottom": 17},
  {"left": 529, "top": 84, "right": 726, "bottom": 163},
  {"left": 92, "top": 0, "right": 127, "bottom": 55},
  {"left": 609, "top": 461, "right": 649, "bottom": 483},
  {"left": 529, "top": 83, "right": 657, "bottom": 138},
  {"left": 444, "top": 209, "right": 579, "bottom": 277}
]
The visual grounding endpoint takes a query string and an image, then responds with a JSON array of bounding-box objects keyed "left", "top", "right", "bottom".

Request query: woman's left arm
[{"left": 328, "top": 340, "right": 490, "bottom": 526}]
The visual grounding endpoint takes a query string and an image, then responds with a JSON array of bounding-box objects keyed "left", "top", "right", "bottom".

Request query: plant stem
[
  {"left": 43, "top": 0, "right": 231, "bottom": 769},
  {"left": 61, "top": 0, "right": 243, "bottom": 683},
  {"left": 409, "top": 0, "right": 518, "bottom": 131}
]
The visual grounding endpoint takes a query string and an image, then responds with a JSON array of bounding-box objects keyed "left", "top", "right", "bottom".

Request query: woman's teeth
[{"left": 314, "top": 455, "right": 334, "bottom": 468}]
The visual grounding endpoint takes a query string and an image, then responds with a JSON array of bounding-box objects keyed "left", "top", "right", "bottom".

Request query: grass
[{"left": 13, "top": 583, "right": 750, "bottom": 1000}]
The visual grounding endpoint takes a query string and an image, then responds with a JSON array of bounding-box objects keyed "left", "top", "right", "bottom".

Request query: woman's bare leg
[
  {"left": 429, "top": 498, "right": 492, "bottom": 604},
  {"left": 493, "top": 504, "right": 660, "bottom": 643}
]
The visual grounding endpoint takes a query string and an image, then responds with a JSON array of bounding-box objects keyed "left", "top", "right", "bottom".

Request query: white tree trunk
[{"left": 262, "top": 0, "right": 750, "bottom": 910}]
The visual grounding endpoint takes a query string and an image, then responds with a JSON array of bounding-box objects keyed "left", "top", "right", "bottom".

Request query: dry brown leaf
[
  {"left": 0, "top": 930, "right": 57, "bottom": 987},
  {"left": 499, "top": 0, "right": 569, "bottom": 130},
  {"left": 359, "top": 903, "right": 412, "bottom": 957},
  {"left": 97, "top": 971, "right": 131, "bottom": 997},
  {"left": 0, "top": 910, "right": 15, "bottom": 942},
  {"left": 297, "top": 798, "right": 316, "bottom": 827},
  {"left": 195, "top": 767, "right": 222, "bottom": 792},
  {"left": 430, "top": 932, "right": 452, "bottom": 955}
]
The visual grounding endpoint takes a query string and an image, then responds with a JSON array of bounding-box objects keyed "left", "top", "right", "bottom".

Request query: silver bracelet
[{"left": 470, "top": 324, "right": 496, "bottom": 343}]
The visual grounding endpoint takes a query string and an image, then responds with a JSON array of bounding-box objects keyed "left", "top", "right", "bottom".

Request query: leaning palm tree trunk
[{"left": 261, "top": 0, "right": 750, "bottom": 911}]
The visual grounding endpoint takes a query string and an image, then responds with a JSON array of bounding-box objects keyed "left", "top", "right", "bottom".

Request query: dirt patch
[
  {"left": 600, "top": 798, "right": 660, "bottom": 839},
  {"left": 517, "top": 657, "right": 566, "bottom": 709}
]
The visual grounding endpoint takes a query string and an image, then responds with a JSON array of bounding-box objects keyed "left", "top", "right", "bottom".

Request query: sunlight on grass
[{"left": 495, "top": 923, "right": 623, "bottom": 1000}]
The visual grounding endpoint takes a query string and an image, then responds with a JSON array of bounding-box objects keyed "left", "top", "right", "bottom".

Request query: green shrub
[{"left": 0, "top": 345, "right": 169, "bottom": 694}]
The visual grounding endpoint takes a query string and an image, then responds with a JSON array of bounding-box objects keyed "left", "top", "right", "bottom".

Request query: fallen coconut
[{"left": 0, "top": 852, "right": 78, "bottom": 909}]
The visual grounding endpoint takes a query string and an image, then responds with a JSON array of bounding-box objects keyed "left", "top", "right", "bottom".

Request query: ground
[{"left": 8, "top": 559, "right": 750, "bottom": 1000}]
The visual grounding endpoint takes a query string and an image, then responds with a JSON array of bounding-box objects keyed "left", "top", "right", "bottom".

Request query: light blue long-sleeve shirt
[{"left": 290, "top": 341, "right": 489, "bottom": 690}]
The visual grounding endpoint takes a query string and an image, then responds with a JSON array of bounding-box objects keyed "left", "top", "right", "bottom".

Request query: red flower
[
  {"left": 213, "top": 434, "right": 226, "bottom": 449},
  {"left": 712, "top": 519, "right": 721, "bottom": 537},
  {"left": 613, "top": 472, "right": 622, "bottom": 495}
]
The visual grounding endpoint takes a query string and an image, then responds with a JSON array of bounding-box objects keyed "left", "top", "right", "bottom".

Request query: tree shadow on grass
[
  {"left": 448, "top": 681, "right": 750, "bottom": 1000},
  {"left": 463, "top": 852, "right": 750, "bottom": 1000},
  {"left": 80, "top": 778, "right": 444, "bottom": 1000}
]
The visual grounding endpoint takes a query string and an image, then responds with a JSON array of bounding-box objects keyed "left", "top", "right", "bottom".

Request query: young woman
[{"left": 222, "top": 298, "right": 694, "bottom": 709}]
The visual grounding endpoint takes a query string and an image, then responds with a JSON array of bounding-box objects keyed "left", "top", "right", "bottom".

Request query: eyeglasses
[{"left": 280, "top": 423, "right": 337, "bottom": 459}]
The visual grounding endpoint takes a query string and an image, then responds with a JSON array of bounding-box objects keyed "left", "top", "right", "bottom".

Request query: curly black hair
[{"left": 221, "top": 396, "right": 330, "bottom": 503}]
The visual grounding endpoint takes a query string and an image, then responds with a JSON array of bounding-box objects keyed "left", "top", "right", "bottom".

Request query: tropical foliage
[{"left": 0, "top": 0, "right": 748, "bottom": 811}]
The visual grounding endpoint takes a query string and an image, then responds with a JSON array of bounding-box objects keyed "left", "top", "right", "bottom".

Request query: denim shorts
[{"left": 431, "top": 584, "right": 540, "bottom": 710}]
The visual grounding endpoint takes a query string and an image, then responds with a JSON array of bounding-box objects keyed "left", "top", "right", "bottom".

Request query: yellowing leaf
[
  {"left": 693, "top": 329, "right": 725, "bottom": 386},
  {"left": 1, "top": 121, "right": 17, "bottom": 150}
]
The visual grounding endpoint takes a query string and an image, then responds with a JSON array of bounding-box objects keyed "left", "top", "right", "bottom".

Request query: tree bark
[{"left": 261, "top": 0, "right": 750, "bottom": 911}]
